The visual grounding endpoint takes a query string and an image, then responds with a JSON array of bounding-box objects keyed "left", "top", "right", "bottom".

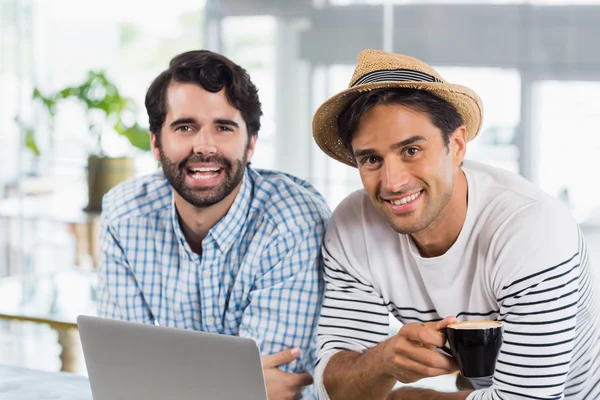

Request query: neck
[
  {"left": 174, "top": 179, "right": 244, "bottom": 255},
  {"left": 410, "top": 169, "right": 468, "bottom": 258}
]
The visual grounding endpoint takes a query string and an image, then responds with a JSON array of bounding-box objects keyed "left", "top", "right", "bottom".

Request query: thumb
[
  {"left": 262, "top": 348, "right": 301, "bottom": 368},
  {"left": 434, "top": 316, "right": 457, "bottom": 331}
]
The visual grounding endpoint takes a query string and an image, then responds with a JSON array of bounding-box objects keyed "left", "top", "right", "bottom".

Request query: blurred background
[{"left": 1, "top": 0, "right": 599, "bottom": 380}]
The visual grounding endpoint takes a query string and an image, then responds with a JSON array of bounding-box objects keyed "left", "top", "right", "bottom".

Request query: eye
[
  {"left": 359, "top": 155, "right": 381, "bottom": 166},
  {"left": 175, "top": 125, "right": 192, "bottom": 132},
  {"left": 403, "top": 147, "right": 420, "bottom": 157},
  {"left": 217, "top": 125, "right": 233, "bottom": 132}
]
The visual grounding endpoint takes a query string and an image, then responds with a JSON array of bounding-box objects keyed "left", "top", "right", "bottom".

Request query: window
[
  {"left": 535, "top": 80, "right": 600, "bottom": 221},
  {"left": 222, "top": 15, "right": 277, "bottom": 170}
]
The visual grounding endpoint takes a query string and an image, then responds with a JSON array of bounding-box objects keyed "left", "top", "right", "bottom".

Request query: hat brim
[{"left": 312, "top": 81, "right": 483, "bottom": 167}]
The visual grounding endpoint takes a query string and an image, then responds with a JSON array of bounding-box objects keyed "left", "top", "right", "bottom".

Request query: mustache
[{"left": 179, "top": 154, "right": 233, "bottom": 170}]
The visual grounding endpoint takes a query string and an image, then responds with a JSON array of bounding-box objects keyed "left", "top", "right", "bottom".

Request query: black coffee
[{"left": 446, "top": 320, "right": 504, "bottom": 378}]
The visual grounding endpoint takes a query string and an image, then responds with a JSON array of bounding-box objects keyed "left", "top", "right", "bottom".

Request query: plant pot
[{"left": 86, "top": 155, "right": 135, "bottom": 212}]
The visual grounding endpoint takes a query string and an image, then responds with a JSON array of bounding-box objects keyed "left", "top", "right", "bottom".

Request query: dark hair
[
  {"left": 145, "top": 50, "right": 262, "bottom": 140},
  {"left": 337, "top": 88, "right": 464, "bottom": 154}
]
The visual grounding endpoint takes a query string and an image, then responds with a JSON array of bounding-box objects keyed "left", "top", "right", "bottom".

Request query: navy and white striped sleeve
[
  {"left": 469, "top": 203, "right": 597, "bottom": 400},
  {"left": 314, "top": 203, "right": 390, "bottom": 400}
]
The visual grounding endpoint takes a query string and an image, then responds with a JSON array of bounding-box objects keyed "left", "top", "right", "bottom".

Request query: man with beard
[
  {"left": 311, "top": 50, "right": 600, "bottom": 399},
  {"left": 97, "top": 50, "right": 330, "bottom": 400}
]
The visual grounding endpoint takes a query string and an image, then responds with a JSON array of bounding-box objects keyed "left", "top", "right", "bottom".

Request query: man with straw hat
[{"left": 312, "top": 49, "right": 600, "bottom": 399}]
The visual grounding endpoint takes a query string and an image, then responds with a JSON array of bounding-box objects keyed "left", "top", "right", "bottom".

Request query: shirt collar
[
  {"left": 171, "top": 168, "right": 254, "bottom": 255},
  {"left": 208, "top": 168, "right": 253, "bottom": 253},
  {"left": 171, "top": 195, "right": 191, "bottom": 254}
]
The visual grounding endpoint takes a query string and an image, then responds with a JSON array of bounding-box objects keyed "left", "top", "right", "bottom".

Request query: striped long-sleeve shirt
[{"left": 315, "top": 160, "right": 600, "bottom": 400}]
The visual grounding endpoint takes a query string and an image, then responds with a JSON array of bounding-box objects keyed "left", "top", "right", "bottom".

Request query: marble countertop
[{"left": 0, "top": 364, "right": 92, "bottom": 400}]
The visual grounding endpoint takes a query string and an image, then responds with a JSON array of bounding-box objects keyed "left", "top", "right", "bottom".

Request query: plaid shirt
[{"left": 97, "top": 167, "right": 330, "bottom": 397}]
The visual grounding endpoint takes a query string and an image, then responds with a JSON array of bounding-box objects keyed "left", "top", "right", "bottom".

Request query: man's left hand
[{"left": 262, "top": 348, "right": 313, "bottom": 400}]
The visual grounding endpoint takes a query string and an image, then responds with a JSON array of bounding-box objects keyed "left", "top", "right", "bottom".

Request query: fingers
[
  {"left": 434, "top": 316, "right": 457, "bottom": 331},
  {"left": 397, "top": 336, "right": 457, "bottom": 371},
  {"left": 263, "top": 369, "right": 313, "bottom": 400},
  {"left": 262, "top": 348, "right": 301, "bottom": 368},
  {"left": 290, "top": 372, "right": 314, "bottom": 388},
  {"left": 393, "top": 354, "right": 453, "bottom": 379},
  {"left": 267, "top": 369, "right": 313, "bottom": 388},
  {"left": 384, "top": 318, "right": 461, "bottom": 383},
  {"left": 399, "top": 323, "right": 446, "bottom": 348}
]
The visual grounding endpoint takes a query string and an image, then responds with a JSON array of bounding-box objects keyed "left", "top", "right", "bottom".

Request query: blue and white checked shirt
[{"left": 97, "top": 166, "right": 330, "bottom": 397}]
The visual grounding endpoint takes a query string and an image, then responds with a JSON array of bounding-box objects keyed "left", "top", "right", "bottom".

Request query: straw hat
[{"left": 312, "top": 49, "right": 483, "bottom": 167}]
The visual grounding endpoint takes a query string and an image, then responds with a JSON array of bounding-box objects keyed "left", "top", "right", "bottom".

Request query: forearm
[
  {"left": 387, "top": 388, "right": 471, "bottom": 400},
  {"left": 323, "top": 343, "right": 396, "bottom": 400}
]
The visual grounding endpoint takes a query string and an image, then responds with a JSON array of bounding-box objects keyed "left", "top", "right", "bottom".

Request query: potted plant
[{"left": 23, "top": 70, "right": 151, "bottom": 212}]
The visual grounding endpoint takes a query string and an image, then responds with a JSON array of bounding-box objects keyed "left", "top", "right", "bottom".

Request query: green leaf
[
  {"left": 27, "top": 69, "right": 151, "bottom": 155},
  {"left": 116, "top": 122, "right": 151, "bottom": 151},
  {"left": 24, "top": 129, "right": 40, "bottom": 156}
]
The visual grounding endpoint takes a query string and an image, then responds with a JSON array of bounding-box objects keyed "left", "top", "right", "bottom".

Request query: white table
[{"left": 0, "top": 364, "right": 92, "bottom": 400}]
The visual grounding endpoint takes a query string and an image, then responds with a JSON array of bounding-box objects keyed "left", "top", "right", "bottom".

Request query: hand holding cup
[
  {"left": 442, "top": 320, "right": 504, "bottom": 379},
  {"left": 381, "top": 317, "right": 459, "bottom": 383}
]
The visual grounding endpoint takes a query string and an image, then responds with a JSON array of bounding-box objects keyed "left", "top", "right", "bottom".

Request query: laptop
[{"left": 77, "top": 315, "right": 268, "bottom": 400}]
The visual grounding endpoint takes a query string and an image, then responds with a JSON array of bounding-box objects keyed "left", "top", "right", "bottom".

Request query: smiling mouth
[
  {"left": 385, "top": 190, "right": 423, "bottom": 205},
  {"left": 186, "top": 167, "right": 222, "bottom": 180}
]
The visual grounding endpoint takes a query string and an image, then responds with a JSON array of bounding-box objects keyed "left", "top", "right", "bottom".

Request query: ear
[
  {"left": 245, "top": 134, "right": 257, "bottom": 162},
  {"left": 150, "top": 132, "right": 161, "bottom": 162},
  {"left": 450, "top": 126, "right": 467, "bottom": 167}
]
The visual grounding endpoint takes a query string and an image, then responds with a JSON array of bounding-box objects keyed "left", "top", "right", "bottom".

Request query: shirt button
[
  {"left": 203, "top": 270, "right": 211, "bottom": 278},
  {"left": 206, "top": 316, "right": 215, "bottom": 325}
]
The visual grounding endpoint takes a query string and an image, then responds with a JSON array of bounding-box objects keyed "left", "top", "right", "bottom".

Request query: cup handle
[{"left": 438, "top": 329, "right": 453, "bottom": 357}]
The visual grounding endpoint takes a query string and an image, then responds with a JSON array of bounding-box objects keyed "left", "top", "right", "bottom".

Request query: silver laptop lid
[{"left": 77, "top": 315, "right": 267, "bottom": 400}]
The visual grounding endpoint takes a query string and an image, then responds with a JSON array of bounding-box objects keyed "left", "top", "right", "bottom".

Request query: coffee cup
[{"left": 442, "top": 320, "right": 504, "bottom": 379}]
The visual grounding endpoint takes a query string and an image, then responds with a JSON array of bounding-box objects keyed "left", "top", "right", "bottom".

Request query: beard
[{"left": 159, "top": 147, "right": 248, "bottom": 208}]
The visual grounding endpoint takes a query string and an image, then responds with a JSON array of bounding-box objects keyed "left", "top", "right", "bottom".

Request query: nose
[
  {"left": 381, "top": 157, "right": 410, "bottom": 194},
  {"left": 192, "top": 128, "right": 217, "bottom": 155}
]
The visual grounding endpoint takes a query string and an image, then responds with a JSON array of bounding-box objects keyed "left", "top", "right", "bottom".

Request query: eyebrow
[
  {"left": 213, "top": 118, "right": 239, "bottom": 128},
  {"left": 169, "top": 117, "right": 196, "bottom": 128},
  {"left": 353, "top": 135, "right": 427, "bottom": 158},
  {"left": 169, "top": 117, "right": 240, "bottom": 129},
  {"left": 390, "top": 135, "right": 427, "bottom": 151}
]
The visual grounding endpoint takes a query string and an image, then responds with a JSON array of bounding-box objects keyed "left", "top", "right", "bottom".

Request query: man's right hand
[
  {"left": 380, "top": 316, "right": 459, "bottom": 383},
  {"left": 262, "top": 348, "right": 314, "bottom": 400}
]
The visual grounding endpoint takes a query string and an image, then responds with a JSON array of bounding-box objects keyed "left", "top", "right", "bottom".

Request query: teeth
[
  {"left": 190, "top": 167, "right": 220, "bottom": 172},
  {"left": 390, "top": 191, "right": 420, "bottom": 205},
  {"left": 190, "top": 171, "right": 218, "bottom": 179}
]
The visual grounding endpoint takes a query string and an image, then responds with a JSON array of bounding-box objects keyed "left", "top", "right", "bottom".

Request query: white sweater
[{"left": 316, "top": 160, "right": 600, "bottom": 400}]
